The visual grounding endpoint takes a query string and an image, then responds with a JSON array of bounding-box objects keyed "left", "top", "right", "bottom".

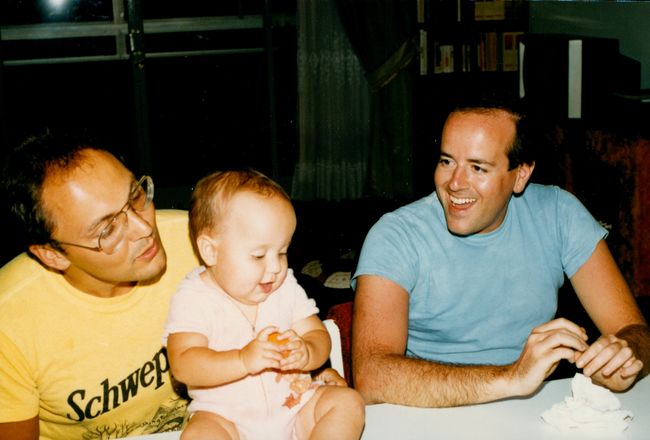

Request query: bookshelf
[{"left": 417, "top": 0, "right": 527, "bottom": 76}]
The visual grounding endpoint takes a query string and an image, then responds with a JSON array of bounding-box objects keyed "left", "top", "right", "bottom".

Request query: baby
[{"left": 163, "top": 169, "right": 365, "bottom": 440}]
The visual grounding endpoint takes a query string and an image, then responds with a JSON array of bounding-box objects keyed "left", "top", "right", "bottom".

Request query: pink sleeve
[
  {"left": 285, "top": 270, "right": 320, "bottom": 322},
  {"left": 162, "top": 281, "right": 214, "bottom": 346}
]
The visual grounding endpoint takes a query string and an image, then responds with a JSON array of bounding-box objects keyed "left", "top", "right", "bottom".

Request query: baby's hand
[
  {"left": 240, "top": 327, "right": 284, "bottom": 375},
  {"left": 274, "top": 330, "right": 310, "bottom": 371},
  {"left": 314, "top": 367, "right": 347, "bottom": 386}
]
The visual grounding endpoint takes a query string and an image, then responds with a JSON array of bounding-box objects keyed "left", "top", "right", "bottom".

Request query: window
[
  {"left": 0, "top": 0, "right": 297, "bottom": 263},
  {"left": 1, "top": 0, "right": 296, "bottom": 183}
]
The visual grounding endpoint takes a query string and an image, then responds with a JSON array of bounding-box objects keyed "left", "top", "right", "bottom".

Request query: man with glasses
[
  {"left": 54, "top": 175, "right": 154, "bottom": 254},
  {"left": 0, "top": 134, "right": 199, "bottom": 439}
]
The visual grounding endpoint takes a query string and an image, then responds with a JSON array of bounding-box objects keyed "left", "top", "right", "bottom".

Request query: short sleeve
[
  {"left": 0, "top": 331, "right": 39, "bottom": 422},
  {"left": 284, "top": 270, "right": 319, "bottom": 322},
  {"left": 556, "top": 189, "right": 607, "bottom": 277},
  {"left": 162, "top": 276, "right": 216, "bottom": 345},
  {"left": 352, "top": 213, "right": 419, "bottom": 293}
]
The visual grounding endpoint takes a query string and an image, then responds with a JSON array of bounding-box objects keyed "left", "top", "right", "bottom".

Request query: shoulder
[
  {"left": 155, "top": 209, "right": 199, "bottom": 281},
  {"left": 172, "top": 268, "right": 213, "bottom": 303},
  {"left": 168, "top": 269, "right": 222, "bottom": 316},
  {"left": 0, "top": 253, "right": 48, "bottom": 305},
  {"left": 371, "top": 193, "right": 439, "bottom": 234},
  {"left": 515, "top": 184, "right": 603, "bottom": 246},
  {"left": 519, "top": 183, "right": 561, "bottom": 202},
  {"left": 355, "top": 196, "right": 438, "bottom": 290},
  {"left": 156, "top": 209, "right": 189, "bottom": 237},
  {"left": 0, "top": 254, "right": 65, "bottom": 340},
  {"left": 364, "top": 193, "right": 444, "bottom": 253},
  {"left": 155, "top": 209, "right": 192, "bottom": 259},
  {"left": 388, "top": 193, "right": 437, "bottom": 218},
  {"left": 518, "top": 184, "right": 587, "bottom": 212}
]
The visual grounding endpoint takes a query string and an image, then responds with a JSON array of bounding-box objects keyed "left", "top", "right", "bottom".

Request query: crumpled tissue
[{"left": 541, "top": 373, "right": 633, "bottom": 434}]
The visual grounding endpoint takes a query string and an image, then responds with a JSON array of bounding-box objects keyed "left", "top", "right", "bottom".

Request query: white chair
[{"left": 323, "top": 318, "right": 345, "bottom": 379}]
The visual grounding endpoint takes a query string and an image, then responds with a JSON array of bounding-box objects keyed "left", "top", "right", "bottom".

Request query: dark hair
[
  {"left": 449, "top": 92, "right": 536, "bottom": 170},
  {"left": 2, "top": 133, "right": 108, "bottom": 248}
]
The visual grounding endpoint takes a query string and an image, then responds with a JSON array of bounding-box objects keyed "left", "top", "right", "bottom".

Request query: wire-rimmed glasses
[{"left": 54, "top": 175, "right": 154, "bottom": 255}]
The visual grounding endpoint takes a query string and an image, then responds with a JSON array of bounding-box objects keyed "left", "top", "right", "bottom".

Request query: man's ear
[
  {"left": 196, "top": 234, "right": 218, "bottom": 266},
  {"left": 513, "top": 161, "right": 535, "bottom": 194},
  {"left": 28, "top": 244, "right": 71, "bottom": 271}
]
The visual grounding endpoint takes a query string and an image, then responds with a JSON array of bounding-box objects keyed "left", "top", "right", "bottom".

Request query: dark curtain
[
  {"left": 0, "top": 29, "right": 7, "bottom": 152},
  {"left": 334, "top": 0, "right": 417, "bottom": 199},
  {"left": 292, "top": 0, "right": 370, "bottom": 201}
]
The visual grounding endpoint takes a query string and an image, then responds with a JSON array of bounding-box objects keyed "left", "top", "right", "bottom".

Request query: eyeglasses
[{"left": 55, "top": 175, "right": 154, "bottom": 255}]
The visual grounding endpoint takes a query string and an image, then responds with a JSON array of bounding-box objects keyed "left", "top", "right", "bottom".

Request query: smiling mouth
[{"left": 449, "top": 195, "right": 476, "bottom": 206}]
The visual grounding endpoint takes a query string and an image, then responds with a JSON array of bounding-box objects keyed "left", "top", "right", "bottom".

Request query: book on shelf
[
  {"left": 475, "top": 0, "right": 505, "bottom": 21},
  {"left": 443, "top": 45, "right": 454, "bottom": 73},
  {"left": 417, "top": 0, "right": 426, "bottom": 23},
  {"left": 476, "top": 31, "right": 522, "bottom": 73},
  {"left": 502, "top": 31, "right": 523, "bottom": 71},
  {"left": 419, "top": 29, "right": 428, "bottom": 75},
  {"left": 487, "top": 32, "right": 498, "bottom": 71},
  {"left": 474, "top": 0, "right": 525, "bottom": 21},
  {"left": 433, "top": 43, "right": 454, "bottom": 74},
  {"left": 461, "top": 43, "right": 472, "bottom": 72},
  {"left": 477, "top": 32, "right": 498, "bottom": 72}
]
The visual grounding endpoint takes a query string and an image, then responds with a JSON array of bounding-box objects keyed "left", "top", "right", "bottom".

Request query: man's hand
[
  {"left": 569, "top": 240, "right": 649, "bottom": 390},
  {"left": 576, "top": 334, "right": 643, "bottom": 391},
  {"left": 508, "top": 318, "right": 589, "bottom": 396}
]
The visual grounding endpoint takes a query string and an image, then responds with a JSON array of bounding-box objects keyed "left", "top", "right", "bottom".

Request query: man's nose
[
  {"left": 126, "top": 208, "right": 153, "bottom": 240},
  {"left": 449, "top": 166, "right": 468, "bottom": 190}
]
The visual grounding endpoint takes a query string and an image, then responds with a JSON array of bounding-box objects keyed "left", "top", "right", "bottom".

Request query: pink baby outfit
[{"left": 163, "top": 267, "right": 321, "bottom": 440}]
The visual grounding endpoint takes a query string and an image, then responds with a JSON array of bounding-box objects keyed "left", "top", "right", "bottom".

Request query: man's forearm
[
  {"left": 617, "top": 323, "right": 650, "bottom": 378},
  {"left": 355, "top": 353, "right": 516, "bottom": 408}
]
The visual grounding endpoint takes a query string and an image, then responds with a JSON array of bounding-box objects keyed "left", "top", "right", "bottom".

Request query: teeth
[{"left": 450, "top": 196, "right": 475, "bottom": 205}]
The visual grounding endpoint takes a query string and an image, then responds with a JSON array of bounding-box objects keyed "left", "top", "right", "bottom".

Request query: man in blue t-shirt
[{"left": 352, "top": 100, "right": 650, "bottom": 408}]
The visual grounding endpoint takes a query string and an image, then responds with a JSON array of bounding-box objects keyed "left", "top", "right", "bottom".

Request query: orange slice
[{"left": 268, "top": 332, "right": 291, "bottom": 358}]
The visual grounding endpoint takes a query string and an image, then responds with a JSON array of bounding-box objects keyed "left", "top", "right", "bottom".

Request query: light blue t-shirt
[{"left": 352, "top": 184, "right": 607, "bottom": 366}]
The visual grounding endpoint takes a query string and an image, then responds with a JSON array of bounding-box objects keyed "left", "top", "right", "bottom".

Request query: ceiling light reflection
[{"left": 48, "top": 0, "right": 66, "bottom": 10}]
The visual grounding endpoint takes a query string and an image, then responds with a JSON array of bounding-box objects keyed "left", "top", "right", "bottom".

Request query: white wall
[{"left": 529, "top": 1, "right": 650, "bottom": 89}]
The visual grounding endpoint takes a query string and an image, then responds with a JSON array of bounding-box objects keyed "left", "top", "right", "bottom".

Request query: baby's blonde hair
[{"left": 189, "top": 169, "right": 291, "bottom": 249}]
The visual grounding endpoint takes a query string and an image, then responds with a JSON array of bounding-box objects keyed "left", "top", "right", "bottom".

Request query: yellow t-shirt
[{"left": 0, "top": 210, "right": 199, "bottom": 439}]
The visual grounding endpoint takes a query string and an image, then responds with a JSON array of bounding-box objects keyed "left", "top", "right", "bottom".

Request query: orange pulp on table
[{"left": 269, "top": 332, "right": 291, "bottom": 358}]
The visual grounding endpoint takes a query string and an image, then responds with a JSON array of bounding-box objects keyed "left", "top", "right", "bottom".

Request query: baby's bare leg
[
  {"left": 295, "top": 385, "right": 365, "bottom": 440},
  {"left": 181, "top": 410, "right": 240, "bottom": 440}
]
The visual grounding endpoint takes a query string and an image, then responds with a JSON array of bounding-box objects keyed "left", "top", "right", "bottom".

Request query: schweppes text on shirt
[{"left": 66, "top": 347, "right": 169, "bottom": 421}]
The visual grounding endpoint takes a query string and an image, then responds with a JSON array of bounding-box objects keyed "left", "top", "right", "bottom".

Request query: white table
[
  {"left": 124, "top": 376, "right": 649, "bottom": 440},
  {"left": 361, "top": 376, "right": 649, "bottom": 439}
]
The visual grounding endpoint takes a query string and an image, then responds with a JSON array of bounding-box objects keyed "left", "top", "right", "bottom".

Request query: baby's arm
[
  {"left": 276, "top": 315, "right": 331, "bottom": 372},
  {"left": 167, "top": 327, "right": 283, "bottom": 387}
]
